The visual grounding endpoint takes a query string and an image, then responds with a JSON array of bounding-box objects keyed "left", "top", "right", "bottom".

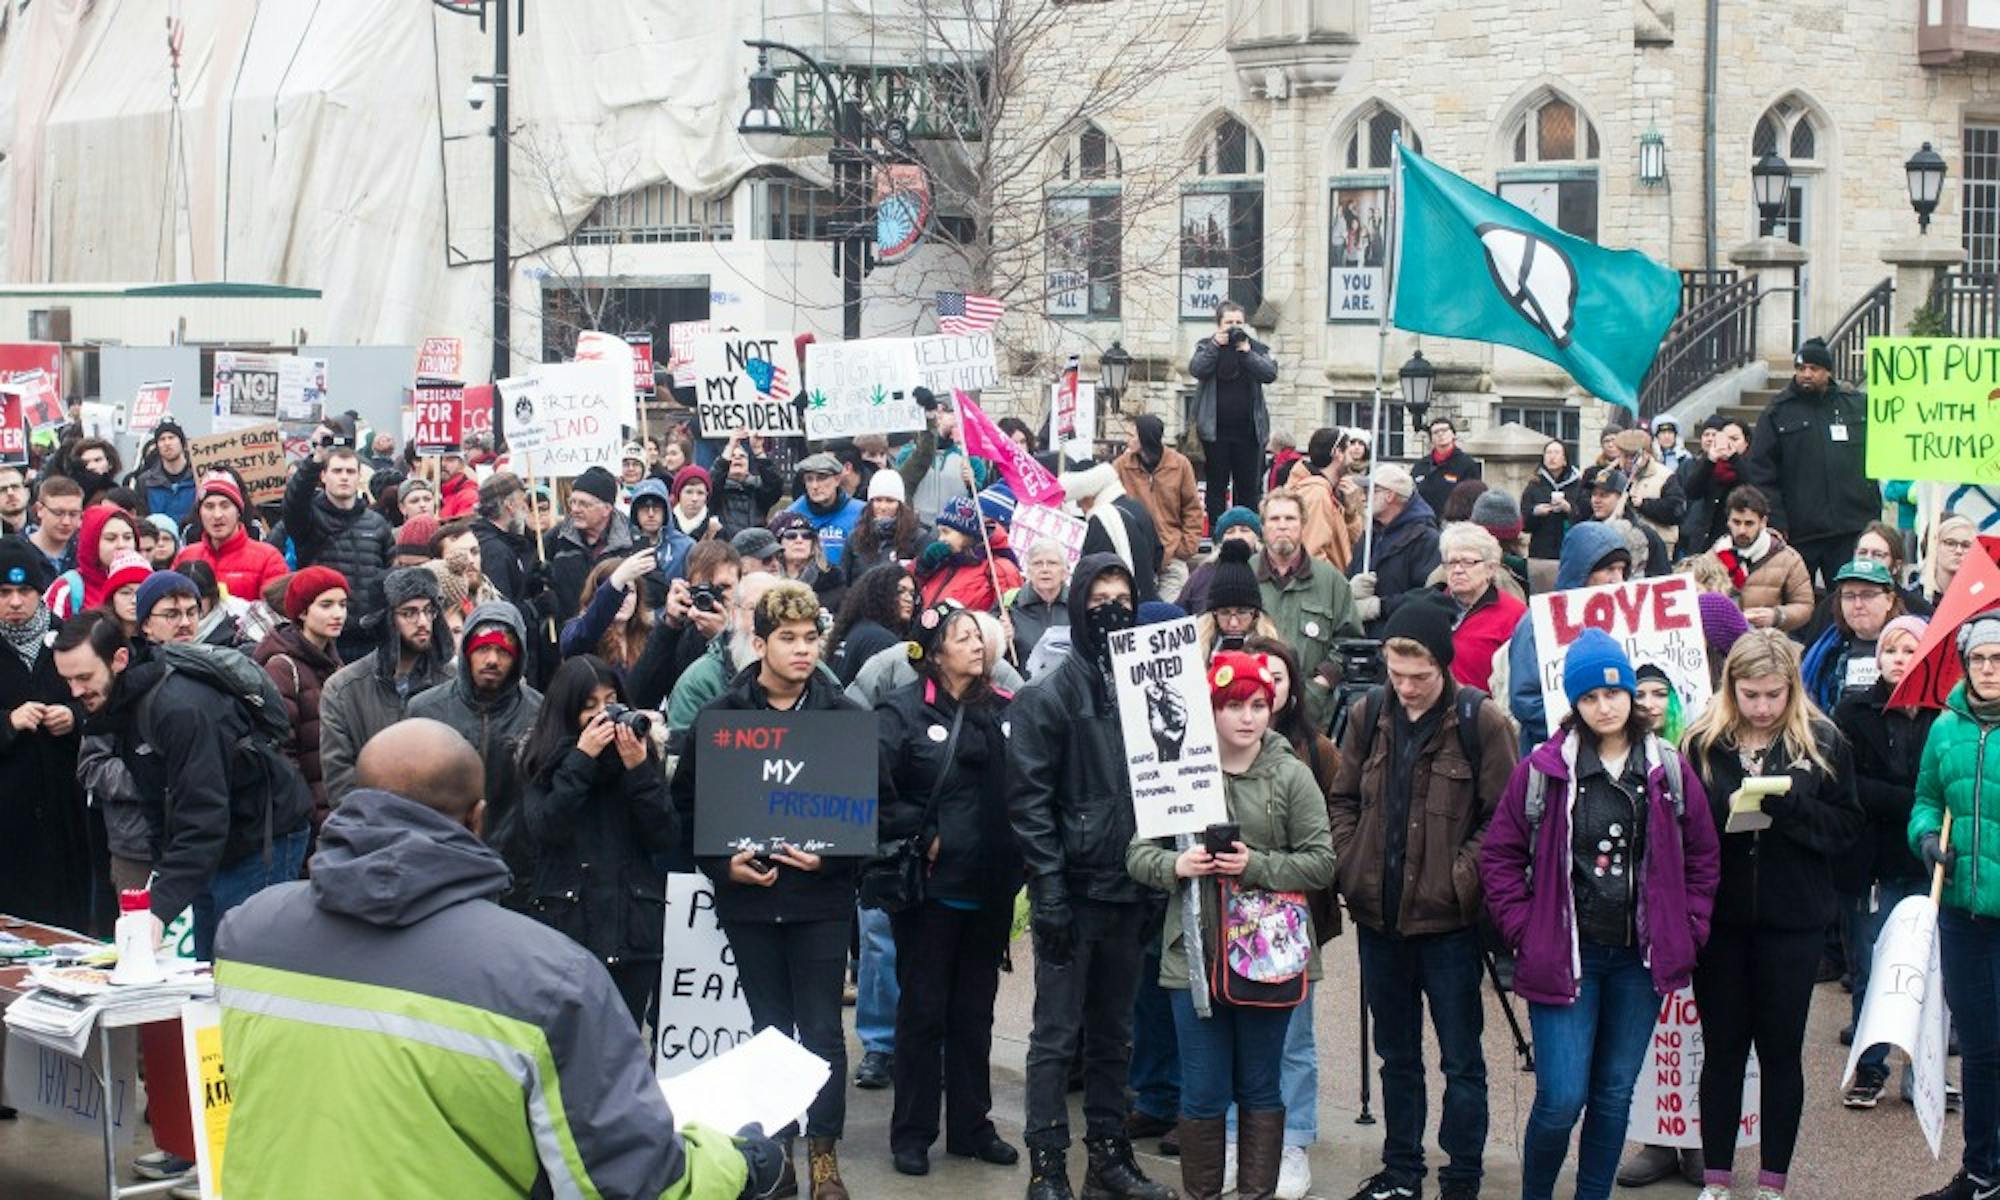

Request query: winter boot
[
  {"left": 1175, "top": 1118, "right": 1227, "bottom": 1200},
  {"left": 1082, "top": 1134, "right": 1177, "bottom": 1200},
  {"left": 1234, "top": 1109, "right": 1286, "bottom": 1200},
  {"left": 806, "top": 1137, "right": 847, "bottom": 1200},
  {"left": 1029, "top": 1144, "right": 1078, "bottom": 1200}
]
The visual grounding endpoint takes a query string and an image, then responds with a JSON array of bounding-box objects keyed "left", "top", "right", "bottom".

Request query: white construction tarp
[{"left": 0, "top": 1, "right": 988, "bottom": 381}]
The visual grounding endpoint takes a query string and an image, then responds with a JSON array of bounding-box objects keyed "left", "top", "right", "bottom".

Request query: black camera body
[
  {"left": 688, "top": 583, "right": 725, "bottom": 613},
  {"left": 601, "top": 703, "right": 652, "bottom": 736},
  {"left": 1227, "top": 325, "right": 1249, "bottom": 347}
]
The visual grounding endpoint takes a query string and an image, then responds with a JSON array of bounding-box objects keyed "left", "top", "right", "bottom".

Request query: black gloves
[
  {"left": 1028, "top": 875, "right": 1074, "bottom": 967},
  {"left": 1921, "top": 832, "right": 1956, "bottom": 877},
  {"left": 735, "top": 1123, "right": 789, "bottom": 1199}
]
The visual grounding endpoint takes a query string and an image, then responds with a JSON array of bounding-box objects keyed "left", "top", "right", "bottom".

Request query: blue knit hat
[
  {"left": 1212, "top": 506, "right": 1262, "bottom": 542},
  {"left": 134, "top": 570, "right": 198, "bottom": 627},
  {"left": 937, "top": 495, "right": 983, "bottom": 539},
  {"left": 1563, "top": 627, "right": 1636, "bottom": 708}
]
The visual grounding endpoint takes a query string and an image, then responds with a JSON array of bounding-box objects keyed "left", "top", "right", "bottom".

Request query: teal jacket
[{"left": 1909, "top": 682, "right": 2000, "bottom": 917}]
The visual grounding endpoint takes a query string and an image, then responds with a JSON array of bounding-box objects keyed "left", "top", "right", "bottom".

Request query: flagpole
[{"left": 1363, "top": 134, "right": 1406, "bottom": 574}]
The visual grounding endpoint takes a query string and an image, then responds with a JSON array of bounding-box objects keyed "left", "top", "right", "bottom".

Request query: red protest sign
[
  {"left": 628, "top": 332, "right": 656, "bottom": 395},
  {"left": 461, "top": 383, "right": 493, "bottom": 446},
  {"left": 0, "top": 344, "right": 61, "bottom": 423},
  {"left": 1889, "top": 541, "right": 2000, "bottom": 709},
  {"left": 417, "top": 337, "right": 464, "bottom": 380},
  {"left": 0, "top": 387, "right": 27, "bottom": 467},
  {"left": 130, "top": 381, "right": 173, "bottom": 436},
  {"left": 411, "top": 377, "right": 465, "bottom": 456}
]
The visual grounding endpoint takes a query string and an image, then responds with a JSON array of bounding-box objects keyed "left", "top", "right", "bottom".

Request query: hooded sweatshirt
[
  {"left": 1504, "top": 521, "right": 1631, "bottom": 751},
  {"left": 45, "top": 506, "right": 137, "bottom": 618},
  {"left": 213, "top": 790, "right": 748, "bottom": 1199}
]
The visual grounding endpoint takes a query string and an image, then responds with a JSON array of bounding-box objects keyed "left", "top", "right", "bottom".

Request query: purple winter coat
[{"left": 1479, "top": 730, "right": 1721, "bottom": 1006}]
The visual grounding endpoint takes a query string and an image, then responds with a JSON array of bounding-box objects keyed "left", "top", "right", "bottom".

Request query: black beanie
[
  {"left": 0, "top": 534, "right": 51, "bottom": 592},
  {"left": 1204, "top": 539, "right": 1263, "bottom": 614},
  {"left": 572, "top": 466, "right": 619, "bottom": 505},
  {"left": 1795, "top": 337, "right": 1834, "bottom": 371},
  {"left": 1134, "top": 414, "right": 1165, "bottom": 456},
  {"left": 1381, "top": 593, "right": 1457, "bottom": 669}
]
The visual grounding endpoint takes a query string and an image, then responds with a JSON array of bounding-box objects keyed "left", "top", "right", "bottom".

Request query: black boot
[
  {"left": 1028, "top": 1144, "right": 1076, "bottom": 1200},
  {"left": 1082, "top": 1135, "right": 1177, "bottom": 1200}
]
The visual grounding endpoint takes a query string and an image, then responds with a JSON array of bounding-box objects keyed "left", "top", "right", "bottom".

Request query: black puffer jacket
[
  {"left": 543, "top": 514, "right": 635, "bottom": 638},
  {"left": 877, "top": 677, "right": 1022, "bottom": 904},
  {"left": 522, "top": 740, "right": 677, "bottom": 964},
  {"left": 716, "top": 456, "right": 784, "bottom": 538},
  {"left": 1832, "top": 680, "right": 1939, "bottom": 894},
  {"left": 283, "top": 458, "right": 393, "bottom": 640},
  {"left": 673, "top": 663, "right": 862, "bottom": 925},
  {"left": 1695, "top": 719, "right": 1863, "bottom": 932},
  {"left": 1007, "top": 552, "right": 1148, "bottom": 906},
  {"left": 1743, "top": 380, "right": 1880, "bottom": 544}
]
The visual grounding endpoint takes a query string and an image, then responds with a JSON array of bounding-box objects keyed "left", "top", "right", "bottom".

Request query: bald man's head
[{"left": 355, "top": 719, "right": 485, "bottom": 825}]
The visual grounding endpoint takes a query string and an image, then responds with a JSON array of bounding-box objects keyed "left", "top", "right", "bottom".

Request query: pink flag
[{"left": 954, "top": 390, "right": 1065, "bottom": 507}]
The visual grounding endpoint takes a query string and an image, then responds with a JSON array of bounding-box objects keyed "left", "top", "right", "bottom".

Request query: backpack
[
  {"left": 1520, "top": 738, "right": 1688, "bottom": 889},
  {"left": 136, "top": 641, "right": 293, "bottom": 749},
  {"left": 1342, "top": 683, "right": 1491, "bottom": 777}
]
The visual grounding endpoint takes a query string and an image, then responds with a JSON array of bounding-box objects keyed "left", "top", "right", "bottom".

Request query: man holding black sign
[
  {"left": 1008, "top": 552, "right": 1176, "bottom": 1200},
  {"left": 672, "top": 579, "right": 863, "bottom": 1200}
]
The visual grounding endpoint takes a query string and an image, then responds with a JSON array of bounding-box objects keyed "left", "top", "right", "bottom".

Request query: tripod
[{"left": 1351, "top": 943, "right": 1538, "bottom": 1122}]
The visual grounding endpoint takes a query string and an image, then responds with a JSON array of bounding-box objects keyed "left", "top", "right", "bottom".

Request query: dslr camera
[
  {"left": 687, "top": 583, "right": 725, "bottom": 614},
  {"left": 601, "top": 703, "right": 653, "bottom": 737},
  {"left": 1227, "top": 325, "right": 1249, "bottom": 348}
]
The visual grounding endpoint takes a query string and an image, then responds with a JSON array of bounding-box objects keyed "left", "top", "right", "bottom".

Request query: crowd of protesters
[{"left": 2, "top": 322, "right": 1999, "bottom": 1200}]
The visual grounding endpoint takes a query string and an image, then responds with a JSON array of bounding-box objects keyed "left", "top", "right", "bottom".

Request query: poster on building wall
[
  {"left": 1179, "top": 193, "right": 1231, "bottom": 318},
  {"left": 803, "top": 338, "right": 926, "bottom": 440},
  {"left": 692, "top": 332, "right": 804, "bottom": 438},
  {"left": 1329, "top": 185, "right": 1390, "bottom": 321},
  {"left": 1529, "top": 574, "right": 1711, "bottom": 730},
  {"left": 1047, "top": 195, "right": 1094, "bottom": 317}
]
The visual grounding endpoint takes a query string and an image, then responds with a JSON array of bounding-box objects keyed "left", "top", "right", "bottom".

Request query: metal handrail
[
  {"left": 1637, "top": 276, "right": 1762, "bottom": 418},
  {"left": 1824, "top": 277, "right": 1894, "bottom": 385}
]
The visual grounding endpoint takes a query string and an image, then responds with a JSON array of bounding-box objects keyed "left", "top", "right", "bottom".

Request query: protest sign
[
  {"left": 1, "top": 1027, "right": 139, "bottom": 1143},
  {"left": 1843, "top": 894, "right": 1952, "bottom": 1156},
  {"left": 914, "top": 332, "right": 1000, "bottom": 394},
  {"left": 1107, "top": 618, "right": 1229, "bottom": 839},
  {"left": 655, "top": 873, "right": 757, "bottom": 1081},
  {"left": 213, "top": 352, "right": 325, "bottom": 429},
  {"left": 955, "top": 391, "right": 1065, "bottom": 507},
  {"left": 1529, "top": 574, "right": 1710, "bottom": 729},
  {"left": 1625, "top": 988, "right": 1760, "bottom": 1149},
  {"left": 692, "top": 332, "right": 803, "bottom": 438},
  {"left": 1888, "top": 538, "right": 2000, "bottom": 709},
  {"left": 1866, "top": 338, "right": 2000, "bottom": 484},
  {"left": 180, "top": 1000, "right": 231, "bottom": 1198},
  {"left": 79, "top": 401, "right": 121, "bottom": 439},
  {"left": 572, "top": 331, "right": 640, "bottom": 429},
  {"left": 416, "top": 336, "right": 464, "bottom": 380},
  {"left": 410, "top": 377, "right": 465, "bottom": 456},
  {"left": 803, "top": 338, "right": 926, "bottom": 440},
  {"left": 283, "top": 356, "right": 328, "bottom": 424},
  {"left": 0, "top": 343, "right": 63, "bottom": 430},
  {"left": 189, "top": 423, "right": 287, "bottom": 505},
  {"left": 668, "top": 320, "right": 720, "bottom": 389},
  {"left": 0, "top": 386, "right": 28, "bottom": 467},
  {"left": 496, "top": 363, "right": 625, "bottom": 479},
  {"left": 130, "top": 380, "right": 173, "bottom": 436},
  {"left": 628, "top": 331, "right": 656, "bottom": 395},
  {"left": 1051, "top": 379, "right": 1097, "bottom": 455},
  {"left": 1010, "top": 503, "right": 1087, "bottom": 573},
  {"left": 657, "top": 1028, "right": 829, "bottom": 1135},
  {"left": 461, "top": 383, "right": 494, "bottom": 446},
  {"left": 690, "top": 710, "right": 879, "bottom": 857}
]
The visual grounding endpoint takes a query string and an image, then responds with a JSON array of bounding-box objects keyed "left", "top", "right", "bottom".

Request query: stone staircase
[{"left": 1715, "top": 359, "right": 1795, "bottom": 428}]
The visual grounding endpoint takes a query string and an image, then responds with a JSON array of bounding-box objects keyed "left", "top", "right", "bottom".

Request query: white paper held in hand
[{"left": 656, "top": 1027, "right": 829, "bottom": 1134}]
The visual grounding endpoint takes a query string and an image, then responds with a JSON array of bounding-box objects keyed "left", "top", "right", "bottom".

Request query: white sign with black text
[
  {"left": 654, "top": 873, "right": 756, "bottom": 1082},
  {"left": 1108, "top": 617, "right": 1228, "bottom": 839}
]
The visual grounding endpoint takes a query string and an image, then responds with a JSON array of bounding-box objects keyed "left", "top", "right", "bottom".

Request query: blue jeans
[
  {"left": 1520, "top": 943, "right": 1659, "bottom": 1200},
  {"left": 1226, "top": 987, "right": 1318, "bottom": 1147},
  {"left": 1356, "top": 924, "right": 1489, "bottom": 1188},
  {"left": 191, "top": 826, "right": 309, "bottom": 962},
  {"left": 1169, "top": 989, "right": 1290, "bottom": 1119},
  {"left": 1941, "top": 908, "right": 2000, "bottom": 1181},
  {"left": 1129, "top": 951, "right": 1181, "bottom": 1121},
  {"left": 1845, "top": 880, "right": 1925, "bottom": 1078},
  {"left": 857, "top": 904, "right": 898, "bottom": 1055}
]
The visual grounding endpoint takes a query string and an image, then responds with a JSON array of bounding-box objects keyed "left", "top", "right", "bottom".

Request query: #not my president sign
[
  {"left": 1866, "top": 337, "right": 2000, "bottom": 485},
  {"left": 691, "top": 332, "right": 802, "bottom": 438},
  {"left": 1108, "top": 618, "right": 1228, "bottom": 839},
  {"left": 691, "top": 710, "right": 879, "bottom": 857},
  {"left": 1530, "top": 574, "right": 1711, "bottom": 728}
]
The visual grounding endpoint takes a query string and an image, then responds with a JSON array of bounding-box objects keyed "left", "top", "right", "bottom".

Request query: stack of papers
[
  {"left": 657, "top": 1028, "right": 830, "bottom": 1135},
  {"left": 4, "top": 961, "right": 212, "bottom": 1055}
]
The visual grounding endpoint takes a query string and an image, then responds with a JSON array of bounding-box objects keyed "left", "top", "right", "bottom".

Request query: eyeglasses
[
  {"left": 1970, "top": 652, "right": 2000, "bottom": 672},
  {"left": 1444, "top": 557, "right": 1489, "bottom": 573},
  {"left": 1941, "top": 537, "right": 1976, "bottom": 552},
  {"left": 780, "top": 530, "right": 815, "bottom": 541},
  {"left": 1852, "top": 546, "right": 1892, "bottom": 563},
  {"left": 151, "top": 604, "right": 200, "bottom": 624},
  {"left": 42, "top": 506, "right": 81, "bottom": 521},
  {"left": 394, "top": 603, "right": 440, "bottom": 622}
]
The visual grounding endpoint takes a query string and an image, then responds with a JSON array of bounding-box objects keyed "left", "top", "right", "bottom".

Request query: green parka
[
  {"left": 1909, "top": 682, "right": 2000, "bottom": 917},
  {"left": 1127, "top": 731, "right": 1338, "bottom": 990}
]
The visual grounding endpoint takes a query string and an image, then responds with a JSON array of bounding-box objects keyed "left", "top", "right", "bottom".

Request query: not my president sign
[
  {"left": 1109, "top": 618, "right": 1229, "bottom": 839},
  {"left": 691, "top": 710, "right": 878, "bottom": 857}
]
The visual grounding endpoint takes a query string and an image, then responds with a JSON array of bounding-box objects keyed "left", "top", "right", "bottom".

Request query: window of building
[
  {"left": 575, "top": 181, "right": 733, "bottom": 244},
  {"left": 1496, "top": 402, "right": 1580, "bottom": 466},
  {"left": 747, "top": 169, "right": 837, "bottom": 241},
  {"left": 1329, "top": 104, "right": 1419, "bottom": 322},
  {"left": 1965, "top": 124, "right": 2000, "bottom": 274},
  {"left": 1751, "top": 98, "right": 1823, "bottom": 343},
  {"left": 1342, "top": 106, "right": 1422, "bottom": 171},
  {"left": 1498, "top": 91, "right": 1600, "bottom": 242},
  {"left": 1180, "top": 115, "right": 1264, "bottom": 318},
  {"left": 1048, "top": 123, "right": 1122, "bottom": 318},
  {"left": 1326, "top": 394, "right": 1408, "bottom": 461}
]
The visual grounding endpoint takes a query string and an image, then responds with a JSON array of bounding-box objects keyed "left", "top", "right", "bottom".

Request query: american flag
[
  {"left": 937, "top": 291, "right": 1005, "bottom": 336},
  {"left": 763, "top": 364, "right": 793, "bottom": 403}
]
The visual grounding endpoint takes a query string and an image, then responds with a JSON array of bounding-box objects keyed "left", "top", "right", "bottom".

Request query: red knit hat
[
  {"left": 284, "top": 565, "right": 349, "bottom": 620},
  {"left": 396, "top": 514, "right": 440, "bottom": 553},
  {"left": 199, "top": 473, "right": 244, "bottom": 513},
  {"left": 102, "top": 551, "right": 153, "bottom": 599},
  {"left": 1207, "top": 650, "right": 1276, "bottom": 707},
  {"left": 672, "top": 464, "right": 712, "bottom": 501}
]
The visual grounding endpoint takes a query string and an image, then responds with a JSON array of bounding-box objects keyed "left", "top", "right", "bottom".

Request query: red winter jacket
[
  {"left": 439, "top": 470, "right": 479, "bottom": 520},
  {"left": 176, "top": 525, "right": 289, "bottom": 604},
  {"left": 1448, "top": 584, "right": 1527, "bottom": 695}
]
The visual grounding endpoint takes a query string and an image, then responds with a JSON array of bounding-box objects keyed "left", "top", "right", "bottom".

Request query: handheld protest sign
[
  {"left": 691, "top": 710, "right": 879, "bottom": 857},
  {"left": 1530, "top": 574, "right": 1709, "bottom": 729},
  {"left": 692, "top": 332, "right": 803, "bottom": 438},
  {"left": 1107, "top": 617, "right": 1228, "bottom": 839},
  {"left": 1866, "top": 337, "right": 2000, "bottom": 484},
  {"left": 655, "top": 873, "right": 756, "bottom": 1081}
]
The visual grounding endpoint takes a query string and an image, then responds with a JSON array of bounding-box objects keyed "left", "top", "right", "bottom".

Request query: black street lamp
[
  {"left": 436, "top": 0, "right": 518, "bottom": 444},
  {"left": 738, "top": 40, "right": 883, "bottom": 342},
  {"left": 1098, "top": 341, "right": 1132, "bottom": 411},
  {"left": 1906, "top": 141, "right": 1948, "bottom": 234},
  {"left": 1752, "top": 151, "right": 1792, "bottom": 237},
  {"left": 1398, "top": 350, "right": 1436, "bottom": 430}
]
